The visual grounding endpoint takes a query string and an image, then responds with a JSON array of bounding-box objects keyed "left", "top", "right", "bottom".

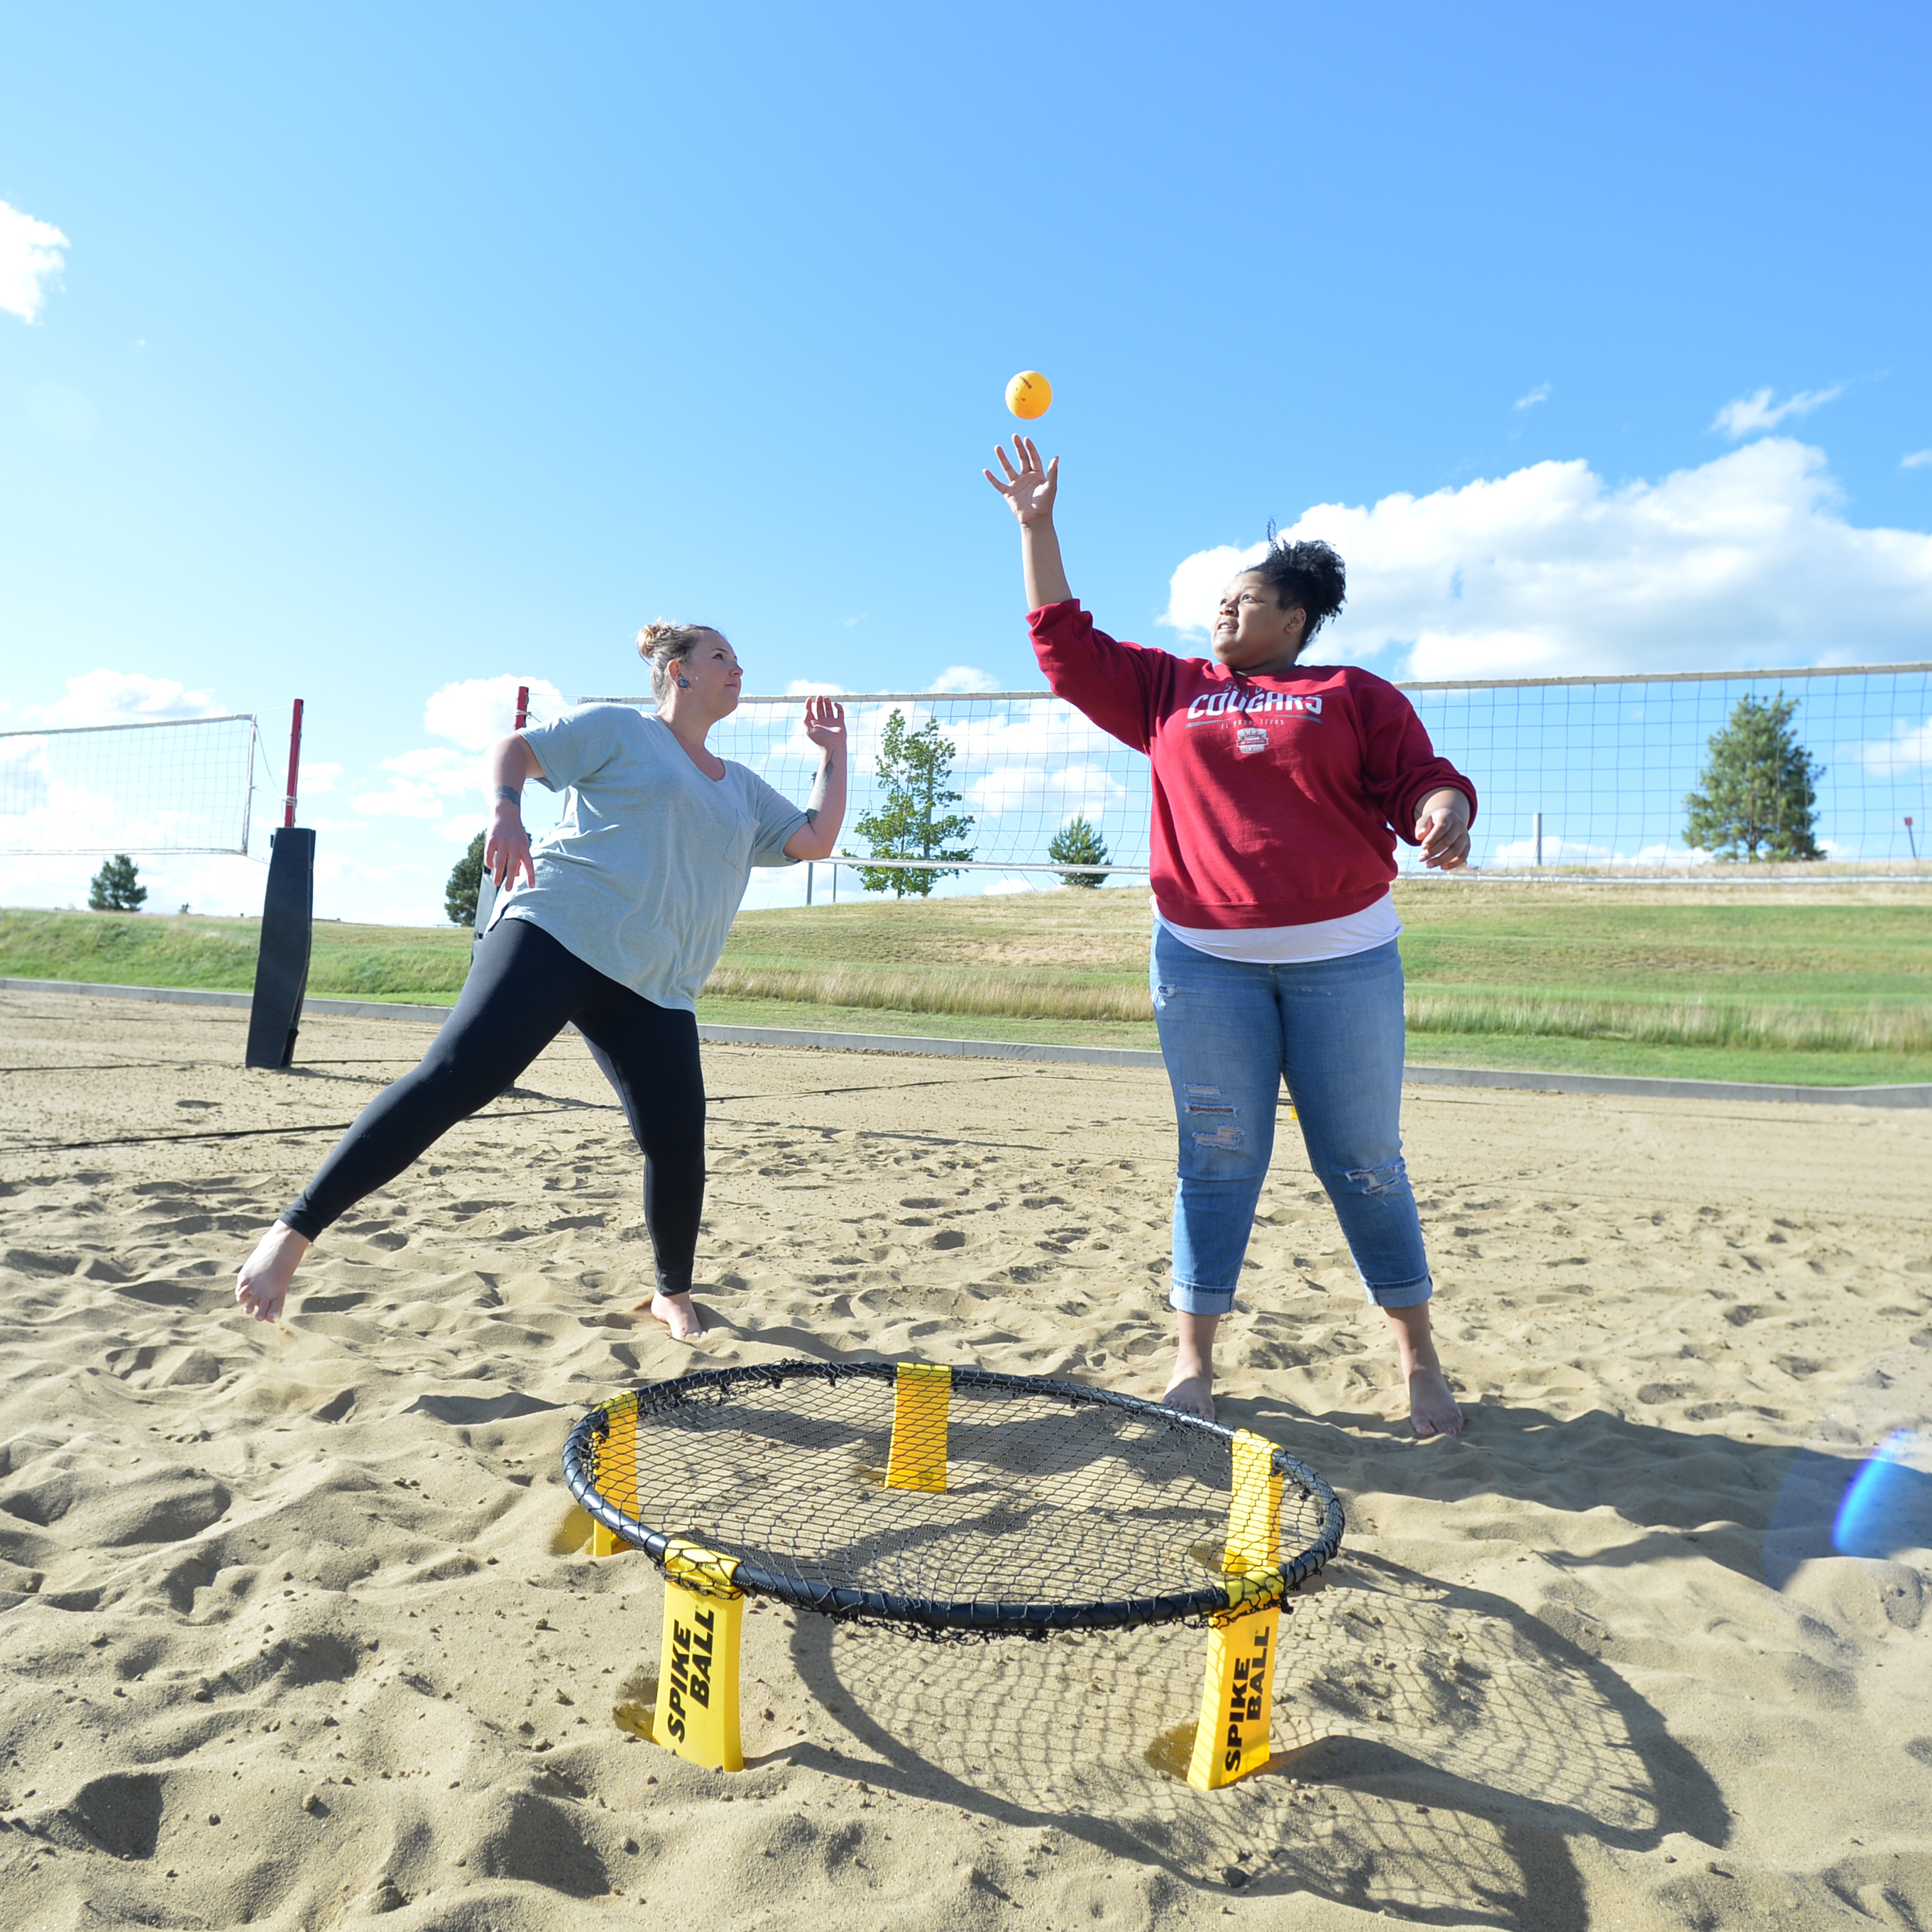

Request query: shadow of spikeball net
[{"left": 563, "top": 1361, "right": 1344, "bottom": 1790}]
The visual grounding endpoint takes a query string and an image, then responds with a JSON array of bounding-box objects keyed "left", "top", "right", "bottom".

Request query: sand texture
[{"left": 1, "top": 985, "right": 1929, "bottom": 1930}]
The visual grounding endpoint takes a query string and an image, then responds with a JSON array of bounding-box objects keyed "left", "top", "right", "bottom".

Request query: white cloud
[
  {"left": 1159, "top": 438, "right": 1932, "bottom": 679},
  {"left": 23, "top": 670, "right": 218, "bottom": 728},
  {"left": 966, "top": 761, "right": 1126, "bottom": 822},
  {"left": 435, "top": 812, "right": 486, "bottom": 844},
  {"left": 422, "top": 674, "right": 569, "bottom": 750},
  {"left": 1904, "top": 450, "right": 1932, "bottom": 471},
  {"left": 1852, "top": 717, "right": 1932, "bottom": 774},
  {"left": 1513, "top": 384, "right": 1551, "bottom": 412},
  {"left": 300, "top": 761, "right": 343, "bottom": 795},
  {"left": 0, "top": 199, "right": 68, "bottom": 323},
  {"left": 785, "top": 678, "right": 847, "bottom": 696},
  {"left": 1711, "top": 385, "right": 1843, "bottom": 439},
  {"left": 351, "top": 746, "right": 481, "bottom": 820},
  {"left": 929, "top": 665, "right": 1001, "bottom": 693}
]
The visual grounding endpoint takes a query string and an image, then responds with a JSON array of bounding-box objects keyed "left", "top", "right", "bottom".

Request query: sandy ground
[{"left": 1, "top": 985, "right": 1929, "bottom": 1931}]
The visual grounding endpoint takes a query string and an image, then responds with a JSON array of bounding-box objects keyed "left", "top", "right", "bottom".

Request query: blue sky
[{"left": 3, "top": 2, "right": 1928, "bottom": 920}]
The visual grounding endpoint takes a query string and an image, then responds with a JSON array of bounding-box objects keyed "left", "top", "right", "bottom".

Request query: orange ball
[{"left": 1004, "top": 370, "right": 1052, "bottom": 419}]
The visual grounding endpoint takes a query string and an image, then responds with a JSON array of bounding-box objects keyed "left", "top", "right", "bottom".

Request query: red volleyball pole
[
  {"left": 515, "top": 685, "right": 529, "bottom": 732},
  {"left": 282, "top": 699, "right": 304, "bottom": 828}
]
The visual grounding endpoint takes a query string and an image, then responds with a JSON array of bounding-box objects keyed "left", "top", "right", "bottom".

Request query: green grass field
[{"left": 4, "top": 879, "right": 1929, "bottom": 1086}]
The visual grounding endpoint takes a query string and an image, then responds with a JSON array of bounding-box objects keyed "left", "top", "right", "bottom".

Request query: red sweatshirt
[{"left": 1029, "top": 600, "right": 1476, "bottom": 928}]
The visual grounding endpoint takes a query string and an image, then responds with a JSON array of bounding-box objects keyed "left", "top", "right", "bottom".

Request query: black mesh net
[{"left": 563, "top": 1361, "right": 1344, "bottom": 1634}]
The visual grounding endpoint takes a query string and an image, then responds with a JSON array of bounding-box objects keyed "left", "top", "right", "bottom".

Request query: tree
[
  {"left": 1684, "top": 691, "right": 1824, "bottom": 861},
  {"left": 852, "top": 710, "right": 975, "bottom": 897},
  {"left": 445, "top": 830, "right": 486, "bottom": 926},
  {"left": 88, "top": 854, "right": 146, "bottom": 911},
  {"left": 1048, "top": 815, "right": 1109, "bottom": 887}
]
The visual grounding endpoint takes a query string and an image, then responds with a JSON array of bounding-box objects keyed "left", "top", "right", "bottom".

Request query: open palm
[
  {"left": 801, "top": 695, "right": 847, "bottom": 752},
  {"left": 984, "top": 436, "right": 1058, "bottom": 525}
]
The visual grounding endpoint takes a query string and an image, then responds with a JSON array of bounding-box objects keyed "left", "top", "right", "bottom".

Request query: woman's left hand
[
  {"left": 800, "top": 696, "right": 847, "bottom": 753},
  {"left": 1415, "top": 789, "right": 1471, "bottom": 870}
]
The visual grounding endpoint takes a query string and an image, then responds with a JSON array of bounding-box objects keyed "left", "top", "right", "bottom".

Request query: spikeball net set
[{"left": 561, "top": 1359, "right": 1345, "bottom": 1790}]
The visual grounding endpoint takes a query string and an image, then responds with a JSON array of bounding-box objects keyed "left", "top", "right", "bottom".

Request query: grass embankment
[
  {"left": 0, "top": 909, "right": 476, "bottom": 1001},
  {"left": 4, "top": 884, "right": 1929, "bottom": 1085}
]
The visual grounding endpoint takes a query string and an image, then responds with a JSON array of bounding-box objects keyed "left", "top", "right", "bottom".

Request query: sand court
[{"left": 1, "top": 984, "right": 1929, "bottom": 1928}]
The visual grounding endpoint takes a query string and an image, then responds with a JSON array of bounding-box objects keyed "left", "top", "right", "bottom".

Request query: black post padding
[{"left": 246, "top": 826, "right": 316, "bottom": 1070}]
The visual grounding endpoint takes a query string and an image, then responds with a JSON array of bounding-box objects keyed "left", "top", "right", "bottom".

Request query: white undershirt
[{"left": 1155, "top": 890, "right": 1401, "bottom": 964}]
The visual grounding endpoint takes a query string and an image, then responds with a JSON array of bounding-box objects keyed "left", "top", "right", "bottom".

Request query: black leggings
[{"left": 280, "top": 918, "right": 706, "bottom": 1292}]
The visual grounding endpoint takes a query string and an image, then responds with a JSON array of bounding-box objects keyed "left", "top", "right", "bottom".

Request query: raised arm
[
  {"left": 484, "top": 732, "right": 544, "bottom": 891},
  {"left": 984, "top": 436, "right": 1072, "bottom": 610},
  {"left": 782, "top": 698, "right": 849, "bottom": 862}
]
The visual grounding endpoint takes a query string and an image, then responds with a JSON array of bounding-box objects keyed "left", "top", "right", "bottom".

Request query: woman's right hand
[
  {"left": 984, "top": 436, "right": 1058, "bottom": 525},
  {"left": 485, "top": 806, "right": 536, "bottom": 891}
]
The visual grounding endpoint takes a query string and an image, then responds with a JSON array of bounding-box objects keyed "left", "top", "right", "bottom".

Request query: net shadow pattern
[
  {"left": 794, "top": 1553, "right": 1672, "bottom": 1925},
  {"left": 563, "top": 1361, "right": 1344, "bottom": 1633}
]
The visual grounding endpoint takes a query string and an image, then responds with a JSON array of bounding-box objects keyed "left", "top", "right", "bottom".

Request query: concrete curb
[
  {"left": 5, "top": 975, "right": 1928, "bottom": 1107},
  {"left": 1398, "top": 1063, "right": 1931, "bottom": 1108},
  {"left": 1, "top": 978, "right": 459, "bottom": 1025}
]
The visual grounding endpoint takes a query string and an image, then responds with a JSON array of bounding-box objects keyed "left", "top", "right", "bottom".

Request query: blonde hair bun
[{"left": 635, "top": 620, "right": 725, "bottom": 702}]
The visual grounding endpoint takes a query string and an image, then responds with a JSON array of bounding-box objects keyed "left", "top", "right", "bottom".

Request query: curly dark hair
[{"left": 1244, "top": 525, "right": 1346, "bottom": 658}]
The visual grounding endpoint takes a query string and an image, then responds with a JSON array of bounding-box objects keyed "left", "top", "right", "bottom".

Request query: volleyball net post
[{"left": 244, "top": 700, "right": 315, "bottom": 1072}]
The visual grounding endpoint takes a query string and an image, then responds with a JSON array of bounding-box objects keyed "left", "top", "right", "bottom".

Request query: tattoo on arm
[{"left": 494, "top": 786, "right": 522, "bottom": 805}]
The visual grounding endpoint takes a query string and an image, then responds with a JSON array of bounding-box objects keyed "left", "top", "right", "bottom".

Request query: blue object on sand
[{"left": 1834, "top": 1432, "right": 1932, "bottom": 1561}]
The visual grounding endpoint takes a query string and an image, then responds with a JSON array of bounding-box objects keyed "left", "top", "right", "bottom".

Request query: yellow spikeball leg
[
  {"left": 1188, "top": 1429, "right": 1285, "bottom": 1791},
  {"left": 591, "top": 1398, "right": 641, "bottom": 1557},
  {"left": 1187, "top": 1606, "right": 1281, "bottom": 1789},
  {"left": 652, "top": 1540, "right": 745, "bottom": 1773},
  {"left": 885, "top": 1361, "right": 952, "bottom": 1493}
]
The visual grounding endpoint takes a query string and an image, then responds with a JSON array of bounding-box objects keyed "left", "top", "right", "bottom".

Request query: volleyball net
[
  {"left": 0, "top": 714, "right": 260, "bottom": 857},
  {"left": 587, "top": 660, "right": 1932, "bottom": 884}
]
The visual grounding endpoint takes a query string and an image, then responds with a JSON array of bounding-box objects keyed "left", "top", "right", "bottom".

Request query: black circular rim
[{"left": 561, "top": 1359, "right": 1346, "bottom": 1634}]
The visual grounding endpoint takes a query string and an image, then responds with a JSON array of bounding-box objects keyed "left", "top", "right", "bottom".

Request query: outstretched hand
[
  {"left": 984, "top": 436, "right": 1058, "bottom": 525},
  {"left": 800, "top": 694, "right": 847, "bottom": 754}
]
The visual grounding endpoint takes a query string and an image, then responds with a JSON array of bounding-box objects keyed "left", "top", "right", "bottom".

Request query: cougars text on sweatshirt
[{"left": 1029, "top": 600, "right": 1477, "bottom": 928}]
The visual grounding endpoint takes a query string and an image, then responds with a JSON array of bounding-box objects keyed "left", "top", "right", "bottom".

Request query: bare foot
[
  {"left": 1162, "top": 1371, "right": 1215, "bottom": 1422},
  {"left": 647, "top": 1290, "right": 704, "bottom": 1340},
  {"left": 1162, "top": 1310, "right": 1220, "bottom": 1422},
  {"left": 1407, "top": 1362, "right": 1465, "bottom": 1438},
  {"left": 236, "top": 1222, "right": 310, "bottom": 1323},
  {"left": 1383, "top": 1302, "right": 1464, "bottom": 1438}
]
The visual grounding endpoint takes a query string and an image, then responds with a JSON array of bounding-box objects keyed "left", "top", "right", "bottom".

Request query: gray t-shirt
[{"left": 496, "top": 705, "right": 807, "bottom": 1011}]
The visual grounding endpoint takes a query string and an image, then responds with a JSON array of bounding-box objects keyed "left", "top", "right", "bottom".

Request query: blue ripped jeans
[{"left": 1150, "top": 926, "right": 1432, "bottom": 1317}]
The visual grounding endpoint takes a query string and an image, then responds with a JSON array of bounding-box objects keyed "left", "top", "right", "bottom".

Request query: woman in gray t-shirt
[{"left": 235, "top": 622, "right": 847, "bottom": 1339}]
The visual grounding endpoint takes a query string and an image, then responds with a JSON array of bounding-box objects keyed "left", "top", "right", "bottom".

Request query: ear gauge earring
[{"left": 676, "top": 676, "right": 691, "bottom": 688}]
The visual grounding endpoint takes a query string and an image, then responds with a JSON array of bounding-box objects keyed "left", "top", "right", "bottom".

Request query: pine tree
[
  {"left": 1048, "top": 815, "right": 1109, "bottom": 887},
  {"left": 87, "top": 854, "right": 146, "bottom": 912},
  {"left": 852, "top": 710, "right": 975, "bottom": 898},
  {"left": 445, "top": 830, "right": 486, "bottom": 926},
  {"left": 1684, "top": 691, "right": 1824, "bottom": 861}
]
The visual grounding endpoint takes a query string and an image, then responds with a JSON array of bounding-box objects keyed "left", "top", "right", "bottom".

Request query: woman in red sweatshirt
[{"left": 987, "top": 437, "right": 1474, "bottom": 1434}]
